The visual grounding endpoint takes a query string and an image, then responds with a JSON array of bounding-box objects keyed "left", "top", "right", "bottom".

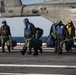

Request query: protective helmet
[
  {"left": 54, "top": 21, "right": 59, "bottom": 25},
  {"left": 23, "top": 18, "right": 29, "bottom": 23},
  {"left": 59, "top": 21, "right": 63, "bottom": 24},
  {"left": 68, "top": 20, "right": 72, "bottom": 24},
  {"left": 2, "top": 20, "right": 7, "bottom": 24}
]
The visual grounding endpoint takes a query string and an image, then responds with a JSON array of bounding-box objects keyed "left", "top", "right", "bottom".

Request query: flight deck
[{"left": 0, "top": 45, "right": 76, "bottom": 75}]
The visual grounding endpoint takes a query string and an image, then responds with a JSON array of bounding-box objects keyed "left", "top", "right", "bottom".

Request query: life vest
[
  {"left": 56, "top": 25, "right": 64, "bottom": 35},
  {"left": 52, "top": 24, "right": 56, "bottom": 33},
  {"left": 24, "top": 23, "right": 32, "bottom": 36},
  {"left": 66, "top": 25, "right": 72, "bottom": 35},
  {"left": 1, "top": 26, "right": 8, "bottom": 36}
]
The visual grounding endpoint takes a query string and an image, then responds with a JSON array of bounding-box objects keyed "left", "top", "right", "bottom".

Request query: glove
[
  {"left": 32, "top": 35, "right": 35, "bottom": 39},
  {"left": 9, "top": 36, "right": 12, "bottom": 40}
]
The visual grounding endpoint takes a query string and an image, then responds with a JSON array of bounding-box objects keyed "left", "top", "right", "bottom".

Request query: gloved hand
[
  {"left": 32, "top": 35, "right": 35, "bottom": 39},
  {"left": 9, "top": 36, "right": 12, "bottom": 40}
]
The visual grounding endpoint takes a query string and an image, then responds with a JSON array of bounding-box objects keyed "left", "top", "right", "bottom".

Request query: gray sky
[
  {"left": 22, "top": 0, "right": 51, "bottom": 4},
  {"left": 0, "top": 0, "right": 53, "bottom": 37}
]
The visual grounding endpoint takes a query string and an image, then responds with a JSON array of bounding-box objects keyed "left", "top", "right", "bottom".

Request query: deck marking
[{"left": 0, "top": 64, "right": 76, "bottom": 68}]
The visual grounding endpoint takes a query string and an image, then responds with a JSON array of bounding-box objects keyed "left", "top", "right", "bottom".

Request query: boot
[
  {"left": 33, "top": 48, "right": 38, "bottom": 56},
  {"left": 2, "top": 45, "right": 5, "bottom": 53},
  {"left": 21, "top": 46, "right": 27, "bottom": 55},
  {"left": 58, "top": 49, "right": 62, "bottom": 54},
  {"left": 7, "top": 46, "right": 11, "bottom": 53},
  {"left": 2, "top": 50, "right": 5, "bottom": 53},
  {"left": 38, "top": 47, "right": 43, "bottom": 54},
  {"left": 55, "top": 49, "right": 57, "bottom": 53},
  {"left": 28, "top": 48, "right": 32, "bottom": 54},
  {"left": 12, "top": 47, "right": 14, "bottom": 50}
]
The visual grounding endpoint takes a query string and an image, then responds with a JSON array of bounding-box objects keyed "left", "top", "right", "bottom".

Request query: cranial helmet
[
  {"left": 2, "top": 20, "right": 7, "bottom": 24},
  {"left": 68, "top": 20, "right": 72, "bottom": 24},
  {"left": 24, "top": 18, "right": 29, "bottom": 23},
  {"left": 54, "top": 21, "right": 59, "bottom": 25}
]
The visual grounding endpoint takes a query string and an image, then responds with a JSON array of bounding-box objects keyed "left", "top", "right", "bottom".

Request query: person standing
[
  {"left": 50, "top": 21, "right": 58, "bottom": 36},
  {"left": 65, "top": 20, "right": 75, "bottom": 51},
  {"left": 49, "top": 21, "right": 58, "bottom": 49},
  {"left": 55, "top": 21, "right": 66, "bottom": 54},
  {"left": 66, "top": 20, "right": 75, "bottom": 39},
  {"left": 0, "top": 20, "right": 11, "bottom": 53}
]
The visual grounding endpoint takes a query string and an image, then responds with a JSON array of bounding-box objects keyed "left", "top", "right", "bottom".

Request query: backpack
[
  {"left": 35, "top": 27, "right": 43, "bottom": 39},
  {"left": 47, "top": 35, "right": 55, "bottom": 47},
  {"left": 29, "top": 38, "right": 42, "bottom": 48},
  {"left": 60, "top": 39, "right": 74, "bottom": 49}
]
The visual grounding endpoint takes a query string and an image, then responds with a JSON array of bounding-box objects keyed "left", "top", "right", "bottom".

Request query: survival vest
[
  {"left": 51, "top": 24, "right": 56, "bottom": 33},
  {"left": 56, "top": 25, "right": 65, "bottom": 35},
  {"left": 24, "top": 23, "right": 34, "bottom": 37},
  {"left": 66, "top": 25, "right": 73, "bottom": 36},
  {"left": 1, "top": 26, "right": 8, "bottom": 36}
]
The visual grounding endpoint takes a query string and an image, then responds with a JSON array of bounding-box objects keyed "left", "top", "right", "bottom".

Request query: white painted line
[
  {"left": 17, "top": 43, "right": 46, "bottom": 46},
  {"left": 0, "top": 64, "right": 76, "bottom": 68},
  {"left": 0, "top": 73, "right": 63, "bottom": 75}
]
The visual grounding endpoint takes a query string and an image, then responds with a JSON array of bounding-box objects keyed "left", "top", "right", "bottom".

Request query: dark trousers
[
  {"left": 55, "top": 35, "right": 64, "bottom": 54},
  {"left": 1, "top": 36, "right": 10, "bottom": 52}
]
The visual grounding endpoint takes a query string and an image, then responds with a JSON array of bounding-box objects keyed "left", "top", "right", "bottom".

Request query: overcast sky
[
  {"left": 0, "top": 0, "right": 53, "bottom": 37},
  {"left": 22, "top": 0, "right": 51, "bottom": 4}
]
